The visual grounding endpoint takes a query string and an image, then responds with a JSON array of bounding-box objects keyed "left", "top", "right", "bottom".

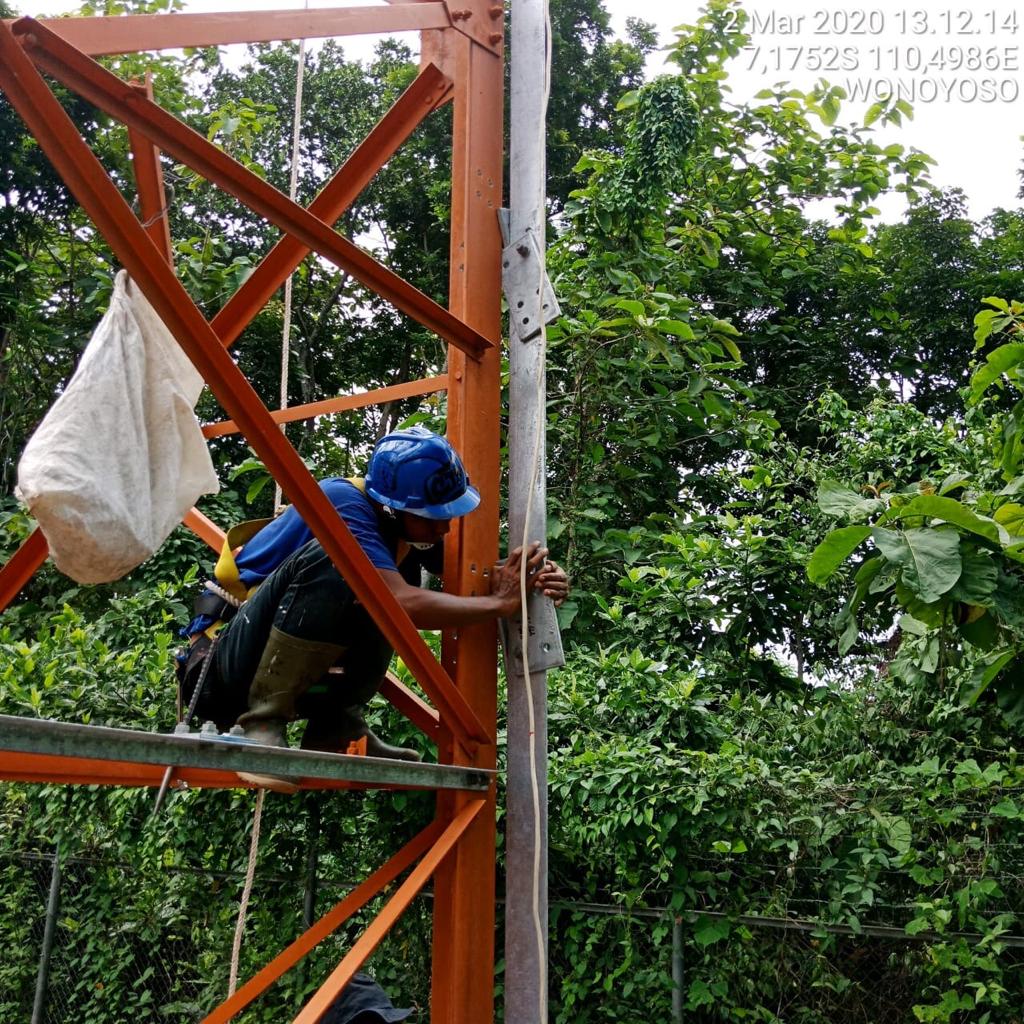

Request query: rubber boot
[
  {"left": 236, "top": 627, "right": 346, "bottom": 792},
  {"left": 302, "top": 706, "right": 422, "bottom": 762}
]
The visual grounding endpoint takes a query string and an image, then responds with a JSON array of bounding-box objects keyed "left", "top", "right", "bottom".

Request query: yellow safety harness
[{"left": 200, "top": 477, "right": 408, "bottom": 641}]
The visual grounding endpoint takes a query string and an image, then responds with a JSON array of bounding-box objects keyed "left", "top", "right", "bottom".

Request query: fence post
[
  {"left": 31, "top": 843, "right": 62, "bottom": 1024},
  {"left": 303, "top": 796, "right": 321, "bottom": 931},
  {"left": 672, "top": 915, "right": 684, "bottom": 1024}
]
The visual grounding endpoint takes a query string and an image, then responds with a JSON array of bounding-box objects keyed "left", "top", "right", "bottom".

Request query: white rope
[
  {"left": 516, "top": 3, "right": 554, "bottom": 1020},
  {"left": 228, "top": 787, "right": 266, "bottom": 997},
  {"left": 274, "top": 14, "right": 308, "bottom": 516},
  {"left": 203, "top": 579, "right": 244, "bottom": 609}
]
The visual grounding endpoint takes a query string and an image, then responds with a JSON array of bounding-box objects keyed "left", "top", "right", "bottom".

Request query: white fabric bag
[{"left": 16, "top": 270, "right": 219, "bottom": 583}]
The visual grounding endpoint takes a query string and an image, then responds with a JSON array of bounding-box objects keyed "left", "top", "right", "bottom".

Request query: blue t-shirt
[
  {"left": 180, "top": 478, "right": 441, "bottom": 643},
  {"left": 235, "top": 478, "right": 399, "bottom": 587}
]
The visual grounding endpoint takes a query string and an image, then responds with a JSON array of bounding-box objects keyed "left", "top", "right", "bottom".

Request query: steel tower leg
[{"left": 431, "top": 22, "right": 504, "bottom": 1024}]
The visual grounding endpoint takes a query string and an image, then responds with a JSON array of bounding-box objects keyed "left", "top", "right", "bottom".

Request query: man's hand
[
  {"left": 534, "top": 559, "right": 569, "bottom": 607},
  {"left": 491, "top": 543, "right": 570, "bottom": 613},
  {"left": 381, "top": 542, "right": 570, "bottom": 628},
  {"left": 490, "top": 542, "right": 548, "bottom": 616}
]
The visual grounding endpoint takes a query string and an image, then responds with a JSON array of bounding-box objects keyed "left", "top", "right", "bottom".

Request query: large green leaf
[
  {"left": 887, "top": 495, "right": 999, "bottom": 545},
  {"left": 849, "top": 556, "right": 884, "bottom": 613},
  {"left": 884, "top": 816, "right": 913, "bottom": 855},
  {"left": 871, "top": 527, "right": 962, "bottom": 604},
  {"left": 816, "top": 480, "right": 884, "bottom": 521},
  {"left": 970, "top": 342, "right": 1024, "bottom": 400},
  {"left": 994, "top": 503, "right": 1024, "bottom": 536},
  {"left": 837, "top": 609, "right": 859, "bottom": 655},
  {"left": 958, "top": 612, "right": 1000, "bottom": 651},
  {"left": 807, "top": 526, "right": 872, "bottom": 584},
  {"left": 965, "top": 650, "right": 1015, "bottom": 704},
  {"left": 948, "top": 548, "right": 999, "bottom": 606},
  {"left": 693, "top": 914, "right": 731, "bottom": 947},
  {"left": 655, "top": 318, "right": 695, "bottom": 340}
]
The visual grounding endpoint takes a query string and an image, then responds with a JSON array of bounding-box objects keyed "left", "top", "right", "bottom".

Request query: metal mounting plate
[
  {"left": 499, "top": 600, "right": 565, "bottom": 674},
  {"left": 500, "top": 225, "right": 561, "bottom": 343}
]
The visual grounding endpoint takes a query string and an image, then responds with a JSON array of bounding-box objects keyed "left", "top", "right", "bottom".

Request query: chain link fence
[
  {"left": 546, "top": 900, "right": 1024, "bottom": 1024},
  {"left": 0, "top": 846, "right": 431, "bottom": 1024},
  {"left": 3, "top": 846, "right": 1023, "bottom": 1023}
]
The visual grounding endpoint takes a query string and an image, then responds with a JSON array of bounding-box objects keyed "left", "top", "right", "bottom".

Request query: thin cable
[
  {"left": 228, "top": 787, "right": 266, "bottom": 996},
  {"left": 274, "top": 14, "right": 308, "bottom": 516},
  {"left": 516, "top": 3, "right": 554, "bottom": 1020}
]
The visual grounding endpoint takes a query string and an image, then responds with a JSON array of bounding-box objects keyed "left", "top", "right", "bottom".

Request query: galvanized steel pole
[{"left": 505, "top": 0, "right": 563, "bottom": 1020}]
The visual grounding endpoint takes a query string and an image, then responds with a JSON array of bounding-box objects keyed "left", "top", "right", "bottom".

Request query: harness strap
[
  {"left": 214, "top": 518, "right": 272, "bottom": 603},
  {"left": 214, "top": 478, "right": 369, "bottom": 601},
  {"left": 212, "top": 477, "right": 411, "bottom": 604}
]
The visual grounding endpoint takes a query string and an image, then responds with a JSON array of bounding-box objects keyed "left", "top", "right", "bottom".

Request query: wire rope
[
  {"left": 273, "top": 11, "right": 308, "bottom": 516},
  {"left": 228, "top": 788, "right": 266, "bottom": 996},
  {"left": 231, "top": 20, "right": 305, "bottom": 995}
]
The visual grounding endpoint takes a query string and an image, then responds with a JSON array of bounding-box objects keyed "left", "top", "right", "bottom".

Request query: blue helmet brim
[{"left": 405, "top": 483, "right": 481, "bottom": 520}]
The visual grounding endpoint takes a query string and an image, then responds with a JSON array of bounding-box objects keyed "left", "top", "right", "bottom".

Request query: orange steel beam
[
  {"left": 202, "top": 816, "right": 448, "bottom": 1023},
  {"left": 379, "top": 671, "right": 441, "bottom": 740},
  {"left": 431, "top": 26, "right": 503, "bottom": 1023},
  {"left": 212, "top": 62, "right": 451, "bottom": 350},
  {"left": 182, "top": 507, "right": 227, "bottom": 553},
  {"left": 0, "top": 528, "right": 48, "bottom": 614},
  {"left": 0, "top": 751, "right": 419, "bottom": 791},
  {"left": 127, "top": 75, "right": 173, "bottom": 265},
  {"left": 201, "top": 375, "right": 448, "bottom": 439},
  {"left": 384, "top": 0, "right": 504, "bottom": 53},
  {"left": 293, "top": 799, "right": 485, "bottom": 1024},
  {"left": 3, "top": 6, "right": 452, "bottom": 56},
  {"left": 0, "top": 22, "right": 489, "bottom": 750},
  {"left": 17, "top": 20, "right": 491, "bottom": 361}
]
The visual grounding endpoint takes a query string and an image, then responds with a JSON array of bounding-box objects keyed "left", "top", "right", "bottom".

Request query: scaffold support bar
[
  {"left": 2, "top": 5, "right": 452, "bottom": 56},
  {"left": 0, "top": 716, "right": 492, "bottom": 792}
]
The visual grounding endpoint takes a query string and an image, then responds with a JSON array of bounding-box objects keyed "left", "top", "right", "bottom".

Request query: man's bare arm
[{"left": 379, "top": 543, "right": 548, "bottom": 630}]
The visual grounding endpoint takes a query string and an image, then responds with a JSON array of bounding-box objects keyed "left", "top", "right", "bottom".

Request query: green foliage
[
  {"left": 4, "top": 0, "right": 1024, "bottom": 1019},
  {"left": 587, "top": 76, "right": 700, "bottom": 237},
  {"left": 547, "top": 646, "right": 1024, "bottom": 1022},
  {"left": 809, "top": 299, "right": 1024, "bottom": 722}
]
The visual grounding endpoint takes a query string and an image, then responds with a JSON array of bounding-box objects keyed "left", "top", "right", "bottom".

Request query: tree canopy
[{"left": 2, "top": 1, "right": 1024, "bottom": 1021}]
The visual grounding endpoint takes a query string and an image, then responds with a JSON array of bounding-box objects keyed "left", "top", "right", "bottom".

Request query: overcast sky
[
  {"left": 609, "top": 0, "right": 1024, "bottom": 220},
  {"left": 24, "top": 0, "right": 1024, "bottom": 220}
]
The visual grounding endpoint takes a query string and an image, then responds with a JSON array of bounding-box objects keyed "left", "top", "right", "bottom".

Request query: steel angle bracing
[
  {"left": 201, "top": 375, "right": 450, "bottom": 440},
  {"left": 127, "top": 76, "right": 174, "bottom": 266},
  {"left": 292, "top": 800, "right": 485, "bottom": 1023},
  {"left": 0, "top": 5, "right": 454, "bottom": 56},
  {"left": 202, "top": 815, "right": 450, "bottom": 1023},
  {"left": 0, "top": 17, "right": 489, "bottom": 751},
  {"left": 15, "top": 19, "right": 491, "bottom": 360},
  {"left": 0, "top": 716, "right": 491, "bottom": 792},
  {"left": 0, "top": 49, "right": 453, "bottom": 612},
  {"left": 211, "top": 61, "right": 454, "bottom": 349},
  {"left": 0, "top": 528, "right": 47, "bottom": 615},
  {"left": 0, "top": 5, "right": 504, "bottom": 1020}
]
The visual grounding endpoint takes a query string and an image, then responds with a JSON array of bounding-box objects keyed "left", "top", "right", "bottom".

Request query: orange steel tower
[{"left": 0, "top": 3, "right": 505, "bottom": 1020}]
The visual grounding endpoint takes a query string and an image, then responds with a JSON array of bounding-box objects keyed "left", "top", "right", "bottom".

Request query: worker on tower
[{"left": 177, "top": 426, "right": 568, "bottom": 768}]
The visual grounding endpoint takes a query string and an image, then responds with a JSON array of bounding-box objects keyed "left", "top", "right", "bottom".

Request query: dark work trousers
[{"left": 196, "top": 539, "right": 393, "bottom": 731}]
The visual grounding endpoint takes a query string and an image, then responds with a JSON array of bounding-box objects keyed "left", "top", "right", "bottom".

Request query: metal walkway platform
[{"left": 0, "top": 715, "right": 492, "bottom": 792}]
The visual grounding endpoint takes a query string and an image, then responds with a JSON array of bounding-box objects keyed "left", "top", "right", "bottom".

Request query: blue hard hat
[{"left": 365, "top": 426, "right": 480, "bottom": 520}]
